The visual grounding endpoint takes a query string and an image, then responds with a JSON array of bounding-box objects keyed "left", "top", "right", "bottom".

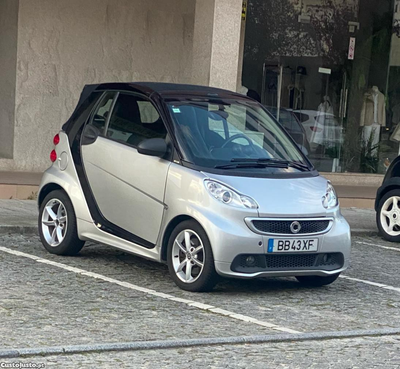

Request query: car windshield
[{"left": 166, "top": 98, "right": 310, "bottom": 173}]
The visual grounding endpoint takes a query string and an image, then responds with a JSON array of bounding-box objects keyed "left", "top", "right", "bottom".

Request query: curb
[
  {"left": 1, "top": 328, "right": 400, "bottom": 359},
  {"left": 0, "top": 225, "right": 38, "bottom": 235}
]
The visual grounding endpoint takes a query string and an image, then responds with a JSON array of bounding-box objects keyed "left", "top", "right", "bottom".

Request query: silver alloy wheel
[
  {"left": 41, "top": 199, "right": 68, "bottom": 247},
  {"left": 172, "top": 229, "right": 205, "bottom": 284},
  {"left": 380, "top": 196, "right": 400, "bottom": 236}
]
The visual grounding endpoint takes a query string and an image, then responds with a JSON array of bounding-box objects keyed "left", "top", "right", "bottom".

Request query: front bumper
[{"left": 212, "top": 212, "right": 351, "bottom": 279}]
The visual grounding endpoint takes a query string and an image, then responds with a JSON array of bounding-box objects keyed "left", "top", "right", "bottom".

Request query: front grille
[
  {"left": 265, "top": 254, "right": 316, "bottom": 269},
  {"left": 251, "top": 219, "right": 330, "bottom": 235},
  {"left": 231, "top": 253, "right": 344, "bottom": 273}
]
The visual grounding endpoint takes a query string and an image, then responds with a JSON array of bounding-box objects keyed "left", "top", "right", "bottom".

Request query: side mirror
[{"left": 137, "top": 138, "right": 167, "bottom": 158}]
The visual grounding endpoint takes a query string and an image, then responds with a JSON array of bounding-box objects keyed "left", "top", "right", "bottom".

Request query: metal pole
[{"left": 277, "top": 65, "right": 283, "bottom": 121}]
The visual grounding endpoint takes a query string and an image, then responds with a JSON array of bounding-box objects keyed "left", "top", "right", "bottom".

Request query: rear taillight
[
  {"left": 50, "top": 133, "right": 59, "bottom": 162},
  {"left": 50, "top": 150, "right": 57, "bottom": 162}
]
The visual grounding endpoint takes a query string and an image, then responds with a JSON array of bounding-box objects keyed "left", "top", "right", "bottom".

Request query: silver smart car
[{"left": 38, "top": 83, "right": 351, "bottom": 292}]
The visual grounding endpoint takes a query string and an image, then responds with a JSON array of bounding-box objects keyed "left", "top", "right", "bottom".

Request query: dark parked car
[
  {"left": 267, "top": 107, "right": 311, "bottom": 155},
  {"left": 376, "top": 157, "right": 400, "bottom": 241}
]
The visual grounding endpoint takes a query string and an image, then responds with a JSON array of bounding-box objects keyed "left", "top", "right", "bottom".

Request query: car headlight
[
  {"left": 204, "top": 180, "right": 259, "bottom": 209},
  {"left": 322, "top": 181, "right": 338, "bottom": 209}
]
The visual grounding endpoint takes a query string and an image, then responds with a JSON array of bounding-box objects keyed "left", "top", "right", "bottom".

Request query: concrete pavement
[
  {"left": 0, "top": 200, "right": 38, "bottom": 234},
  {"left": 341, "top": 207, "right": 377, "bottom": 236}
]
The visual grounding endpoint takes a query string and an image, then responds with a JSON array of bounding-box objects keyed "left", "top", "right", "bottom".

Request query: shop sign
[
  {"left": 348, "top": 37, "right": 356, "bottom": 60},
  {"left": 318, "top": 67, "right": 332, "bottom": 75}
]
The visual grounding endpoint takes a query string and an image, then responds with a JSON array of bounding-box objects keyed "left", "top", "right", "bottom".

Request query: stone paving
[
  {"left": 1, "top": 234, "right": 399, "bottom": 334},
  {"left": 0, "top": 246, "right": 273, "bottom": 350},
  {"left": 0, "top": 231, "right": 400, "bottom": 367}
]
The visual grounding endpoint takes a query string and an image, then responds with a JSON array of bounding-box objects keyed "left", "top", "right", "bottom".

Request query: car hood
[{"left": 203, "top": 173, "right": 330, "bottom": 217}]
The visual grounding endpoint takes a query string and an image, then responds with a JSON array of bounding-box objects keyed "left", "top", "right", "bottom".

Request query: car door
[{"left": 81, "top": 91, "right": 171, "bottom": 247}]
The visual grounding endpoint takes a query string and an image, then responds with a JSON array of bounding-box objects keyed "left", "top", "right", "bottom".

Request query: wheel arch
[
  {"left": 376, "top": 158, "right": 400, "bottom": 210},
  {"left": 38, "top": 183, "right": 66, "bottom": 207},
  {"left": 38, "top": 183, "right": 86, "bottom": 256},
  {"left": 386, "top": 157, "right": 400, "bottom": 179},
  {"left": 375, "top": 178, "right": 400, "bottom": 211},
  {"left": 161, "top": 215, "right": 208, "bottom": 262}
]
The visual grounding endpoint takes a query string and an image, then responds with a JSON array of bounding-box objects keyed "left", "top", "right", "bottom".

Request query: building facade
[
  {"left": 0, "top": 0, "right": 244, "bottom": 172},
  {"left": 243, "top": 0, "right": 400, "bottom": 176},
  {"left": 0, "top": 0, "right": 399, "bottom": 179}
]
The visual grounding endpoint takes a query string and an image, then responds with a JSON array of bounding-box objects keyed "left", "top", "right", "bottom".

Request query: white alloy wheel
[
  {"left": 41, "top": 199, "right": 68, "bottom": 247},
  {"left": 172, "top": 229, "right": 205, "bottom": 284},
  {"left": 380, "top": 196, "right": 400, "bottom": 237}
]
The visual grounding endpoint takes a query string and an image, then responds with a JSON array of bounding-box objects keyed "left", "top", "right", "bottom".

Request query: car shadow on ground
[{"left": 77, "top": 243, "right": 332, "bottom": 295}]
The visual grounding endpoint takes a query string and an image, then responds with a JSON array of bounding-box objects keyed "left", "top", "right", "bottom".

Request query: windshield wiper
[
  {"left": 233, "top": 158, "right": 310, "bottom": 170},
  {"left": 215, "top": 158, "right": 288, "bottom": 170},
  {"left": 287, "top": 161, "right": 310, "bottom": 171},
  {"left": 215, "top": 158, "right": 310, "bottom": 171},
  {"left": 215, "top": 162, "right": 288, "bottom": 170}
]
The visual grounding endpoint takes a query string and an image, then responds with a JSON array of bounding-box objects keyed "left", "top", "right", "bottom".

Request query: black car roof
[
  {"left": 92, "top": 82, "right": 247, "bottom": 99},
  {"left": 62, "top": 82, "right": 253, "bottom": 133}
]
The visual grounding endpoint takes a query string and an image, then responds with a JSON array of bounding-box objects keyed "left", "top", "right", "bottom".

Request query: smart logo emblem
[{"left": 290, "top": 221, "right": 301, "bottom": 234}]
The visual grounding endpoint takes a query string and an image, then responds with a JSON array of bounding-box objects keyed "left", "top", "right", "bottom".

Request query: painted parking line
[
  {"left": 340, "top": 275, "right": 400, "bottom": 293},
  {"left": 355, "top": 240, "right": 400, "bottom": 253},
  {"left": 350, "top": 241, "right": 400, "bottom": 292},
  {"left": 0, "top": 246, "right": 300, "bottom": 335}
]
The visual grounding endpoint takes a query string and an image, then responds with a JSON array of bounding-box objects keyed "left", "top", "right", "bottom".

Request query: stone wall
[
  {"left": 0, "top": 0, "right": 195, "bottom": 171},
  {"left": 191, "top": 0, "right": 243, "bottom": 91}
]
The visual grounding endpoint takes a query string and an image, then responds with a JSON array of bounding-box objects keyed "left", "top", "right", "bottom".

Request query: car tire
[
  {"left": 296, "top": 273, "right": 340, "bottom": 287},
  {"left": 38, "top": 190, "right": 85, "bottom": 256},
  {"left": 377, "top": 189, "right": 400, "bottom": 242},
  {"left": 167, "top": 220, "right": 218, "bottom": 292}
]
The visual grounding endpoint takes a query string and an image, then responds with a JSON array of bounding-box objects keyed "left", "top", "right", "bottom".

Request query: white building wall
[{"left": 0, "top": 0, "right": 195, "bottom": 172}]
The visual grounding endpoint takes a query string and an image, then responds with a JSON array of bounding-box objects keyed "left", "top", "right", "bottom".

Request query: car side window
[
  {"left": 91, "top": 92, "right": 117, "bottom": 134},
  {"left": 137, "top": 101, "right": 160, "bottom": 124},
  {"left": 106, "top": 93, "right": 168, "bottom": 147}
]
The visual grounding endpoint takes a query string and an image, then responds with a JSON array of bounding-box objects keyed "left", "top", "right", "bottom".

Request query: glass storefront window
[{"left": 243, "top": 0, "right": 400, "bottom": 174}]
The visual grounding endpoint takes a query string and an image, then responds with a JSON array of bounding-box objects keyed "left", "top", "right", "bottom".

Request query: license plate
[{"left": 267, "top": 239, "right": 318, "bottom": 253}]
